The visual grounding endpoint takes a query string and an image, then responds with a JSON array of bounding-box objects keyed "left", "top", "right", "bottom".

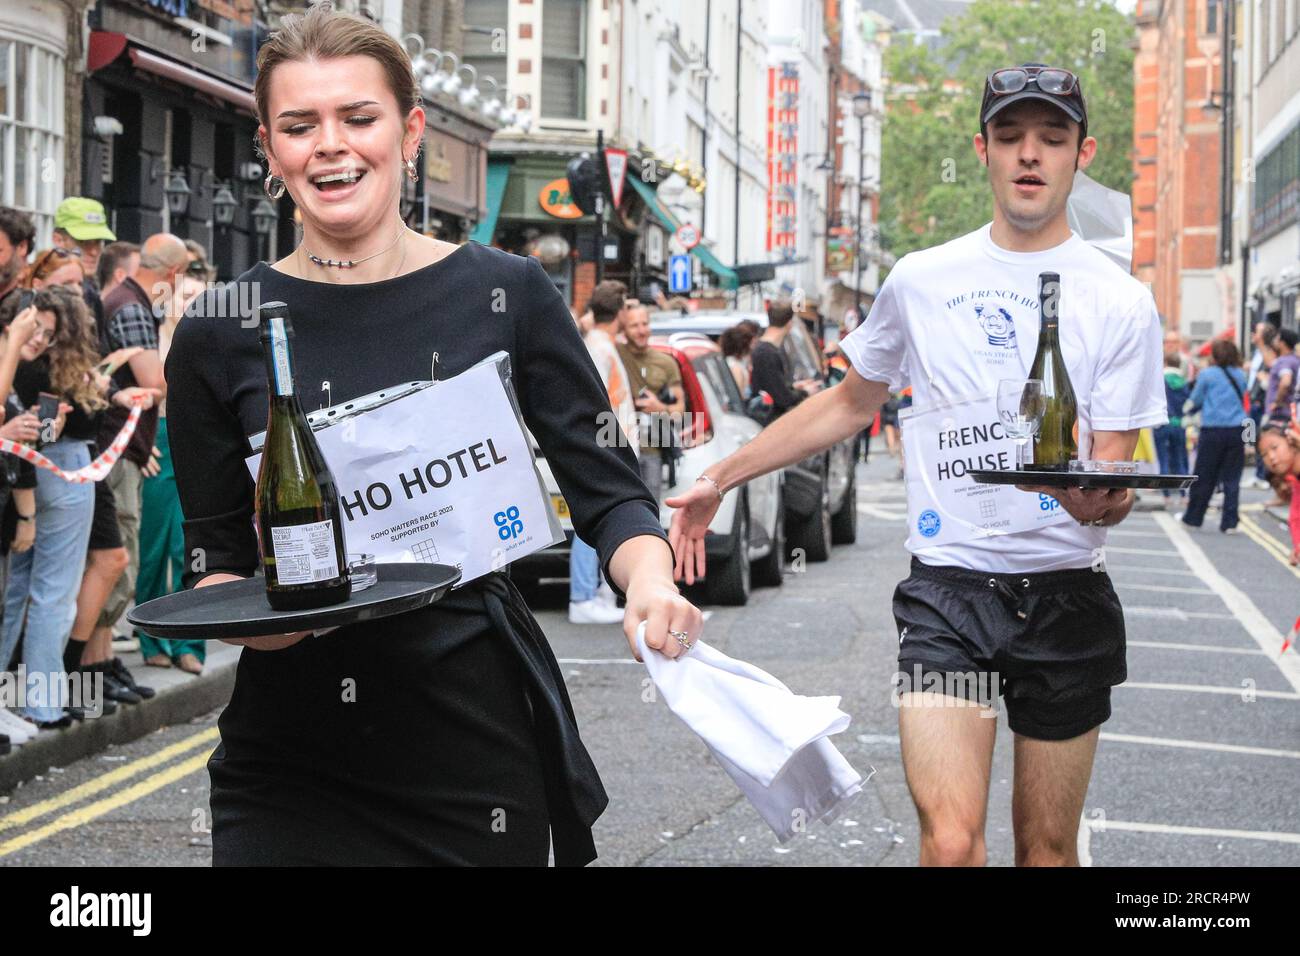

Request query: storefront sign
[{"left": 538, "top": 178, "right": 583, "bottom": 219}]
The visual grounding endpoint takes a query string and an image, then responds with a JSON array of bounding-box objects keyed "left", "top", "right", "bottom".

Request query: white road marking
[
  {"left": 1154, "top": 512, "right": 1300, "bottom": 694},
  {"left": 1104, "top": 545, "right": 1181, "bottom": 557},
  {"left": 1082, "top": 818, "right": 1300, "bottom": 845},
  {"left": 857, "top": 504, "right": 906, "bottom": 521},
  {"left": 1128, "top": 640, "right": 1265, "bottom": 656},
  {"left": 1114, "top": 582, "right": 1214, "bottom": 595},
  {"left": 1077, "top": 813, "right": 1092, "bottom": 867},
  {"left": 1101, "top": 732, "right": 1300, "bottom": 760},
  {"left": 1107, "top": 529, "right": 1178, "bottom": 539},
  {"left": 1104, "top": 565, "right": 1200, "bottom": 578},
  {"left": 556, "top": 658, "right": 642, "bottom": 665},
  {"left": 1115, "top": 681, "right": 1300, "bottom": 700},
  {"left": 1123, "top": 605, "right": 1236, "bottom": 621}
]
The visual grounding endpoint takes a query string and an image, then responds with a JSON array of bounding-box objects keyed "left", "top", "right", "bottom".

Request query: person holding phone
[{"left": 0, "top": 288, "right": 157, "bottom": 727}]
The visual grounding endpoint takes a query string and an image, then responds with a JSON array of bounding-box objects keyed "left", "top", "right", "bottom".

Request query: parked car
[
  {"left": 512, "top": 336, "right": 784, "bottom": 605},
  {"left": 648, "top": 309, "right": 858, "bottom": 561}
]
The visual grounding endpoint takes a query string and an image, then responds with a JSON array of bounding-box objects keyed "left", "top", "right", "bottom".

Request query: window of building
[
  {"left": 0, "top": 39, "right": 64, "bottom": 243},
  {"left": 1252, "top": 124, "right": 1300, "bottom": 237},
  {"left": 463, "top": 0, "right": 508, "bottom": 90},
  {"left": 541, "top": 0, "right": 587, "bottom": 120},
  {"left": 1206, "top": 0, "right": 1220, "bottom": 32}
]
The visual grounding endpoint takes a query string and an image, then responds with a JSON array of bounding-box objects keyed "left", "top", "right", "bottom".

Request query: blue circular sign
[{"left": 917, "top": 509, "right": 941, "bottom": 538}]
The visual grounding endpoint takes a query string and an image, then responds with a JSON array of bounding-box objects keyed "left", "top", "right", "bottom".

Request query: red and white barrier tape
[{"left": 0, "top": 403, "right": 143, "bottom": 483}]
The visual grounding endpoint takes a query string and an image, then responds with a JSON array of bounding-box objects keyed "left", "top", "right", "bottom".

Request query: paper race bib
[
  {"left": 900, "top": 392, "right": 1075, "bottom": 550},
  {"left": 247, "top": 352, "right": 563, "bottom": 587}
]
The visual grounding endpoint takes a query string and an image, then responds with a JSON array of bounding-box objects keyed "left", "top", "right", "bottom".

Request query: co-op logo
[
  {"left": 917, "top": 509, "right": 941, "bottom": 538},
  {"left": 494, "top": 505, "right": 524, "bottom": 540}
]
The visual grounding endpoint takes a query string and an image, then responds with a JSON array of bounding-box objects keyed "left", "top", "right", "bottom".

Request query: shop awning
[
  {"left": 470, "top": 159, "right": 511, "bottom": 245},
  {"left": 627, "top": 176, "right": 738, "bottom": 290}
]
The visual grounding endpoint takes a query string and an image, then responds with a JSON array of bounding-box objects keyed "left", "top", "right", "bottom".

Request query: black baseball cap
[{"left": 980, "top": 63, "right": 1088, "bottom": 140}]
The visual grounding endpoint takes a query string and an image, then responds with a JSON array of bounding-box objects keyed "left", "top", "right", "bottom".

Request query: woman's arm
[{"left": 513, "top": 256, "right": 699, "bottom": 659}]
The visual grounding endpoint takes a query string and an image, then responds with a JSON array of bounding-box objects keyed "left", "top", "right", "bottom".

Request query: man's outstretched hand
[{"left": 665, "top": 478, "right": 724, "bottom": 585}]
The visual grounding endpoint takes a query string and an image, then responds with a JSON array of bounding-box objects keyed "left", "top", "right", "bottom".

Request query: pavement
[{"left": 2, "top": 454, "right": 1299, "bottom": 866}]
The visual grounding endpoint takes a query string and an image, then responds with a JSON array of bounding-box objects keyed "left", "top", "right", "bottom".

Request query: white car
[
  {"left": 513, "top": 336, "right": 784, "bottom": 605},
  {"left": 649, "top": 309, "right": 859, "bottom": 561}
]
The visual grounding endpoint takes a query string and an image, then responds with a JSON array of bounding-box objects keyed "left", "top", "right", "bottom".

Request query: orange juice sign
[{"left": 539, "top": 178, "right": 583, "bottom": 219}]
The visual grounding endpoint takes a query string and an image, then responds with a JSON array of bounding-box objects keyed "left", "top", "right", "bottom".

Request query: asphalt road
[{"left": 3, "top": 454, "right": 1298, "bottom": 867}]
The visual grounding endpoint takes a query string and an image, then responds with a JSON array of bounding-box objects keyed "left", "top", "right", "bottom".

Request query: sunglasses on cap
[{"left": 987, "top": 66, "right": 1079, "bottom": 97}]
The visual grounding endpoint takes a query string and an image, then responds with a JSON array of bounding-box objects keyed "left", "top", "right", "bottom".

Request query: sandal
[
  {"left": 144, "top": 654, "right": 172, "bottom": 668},
  {"left": 177, "top": 654, "right": 204, "bottom": 675}
]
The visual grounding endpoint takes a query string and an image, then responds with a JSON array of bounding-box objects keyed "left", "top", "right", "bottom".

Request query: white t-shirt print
[{"left": 840, "top": 223, "right": 1168, "bottom": 573}]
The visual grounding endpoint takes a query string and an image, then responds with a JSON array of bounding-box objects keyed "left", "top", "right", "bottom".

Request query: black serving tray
[
  {"left": 126, "top": 562, "right": 462, "bottom": 639},
  {"left": 969, "top": 468, "right": 1197, "bottom": 491}
]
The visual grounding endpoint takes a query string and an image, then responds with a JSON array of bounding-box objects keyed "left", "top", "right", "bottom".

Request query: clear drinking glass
[
  {"left": 347, "top": 553, "right": 378, "bottom": 592},
  {"left": 997, "top": 379, "right": 1046, "bottom": 469}
]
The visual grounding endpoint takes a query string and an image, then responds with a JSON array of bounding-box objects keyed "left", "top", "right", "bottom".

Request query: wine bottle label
[
  {"left": 269, "top": 317, "right": 293, "bottom": 397},
  {"left": 270, "top": 519, "right": 340, "bottom": 584}
]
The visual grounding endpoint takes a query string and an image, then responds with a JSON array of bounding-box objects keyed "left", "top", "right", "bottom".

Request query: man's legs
[
  {"left": 898, "top": 693, "right": 997, "bottom": 866},
  {"left": 1011, "top": 727, "right": 1100, "bottom": 866}
]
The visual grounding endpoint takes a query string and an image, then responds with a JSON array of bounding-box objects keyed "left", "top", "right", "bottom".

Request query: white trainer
[
  {"left": 0, "top": 707, "right": 36, "bottom": 744},
  {"left": 568, "top": 599, "right": 625, "bottom": 625}
]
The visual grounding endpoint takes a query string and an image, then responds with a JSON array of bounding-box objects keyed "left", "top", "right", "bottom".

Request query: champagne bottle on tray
[
  {"left": 255, "top": 301, "right": 351, "bottom": 610},
  {"left": 1028, "top": 272, "right": 1078, "bottom": 471}
]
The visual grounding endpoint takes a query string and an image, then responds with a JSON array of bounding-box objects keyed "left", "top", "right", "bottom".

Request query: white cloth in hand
[{"left": 636, "top": 622, "right": 864, "bottom": 841}]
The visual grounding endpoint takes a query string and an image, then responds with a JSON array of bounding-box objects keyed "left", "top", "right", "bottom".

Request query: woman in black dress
[{"left": 167, "top": 5, "right": 703, "bottom": 866}]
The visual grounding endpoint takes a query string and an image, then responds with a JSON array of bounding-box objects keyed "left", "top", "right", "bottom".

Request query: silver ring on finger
[{"left": 669, "top": 629, "right": 693, "bottom": 652}]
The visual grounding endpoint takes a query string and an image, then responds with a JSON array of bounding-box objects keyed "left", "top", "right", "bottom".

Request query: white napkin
[{"left": 636, "top": 622, "right": 864, "bottom": 841}]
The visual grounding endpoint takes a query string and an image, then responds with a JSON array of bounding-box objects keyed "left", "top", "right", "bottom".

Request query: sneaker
[
  {"left": 0, "top": 708, "right": 35, "bottom": 744},
  {"left": 109, "top": 657, "right": 155, "bottom": 699},
  {"left": 0, "top": 733, "right": 9, "bottom": 756},
  {"left": 1221, "top": 527, "right": 1240, "bottom": 535},
  {"left": 594, "top": 581, "right": 620, "bottom": 610},
  {"left": 111, "top": 634, "right": 139, "bottom": 654},
  {"left": 568, "top": 598, "right": 625, "bottom": 625},
  {"left": 36, "top": 715, "right": 71, "bottom": 730}
]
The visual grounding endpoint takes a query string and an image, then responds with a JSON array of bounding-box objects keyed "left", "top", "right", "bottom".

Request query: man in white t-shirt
[{"left": 667, "top": 63, "right": 1165, "bottom": 865}]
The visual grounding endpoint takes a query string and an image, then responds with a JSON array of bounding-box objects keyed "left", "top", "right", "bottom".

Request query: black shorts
[
  {"left": 893, "top": 557, "right": 1126, "bottom": 741},
  {"left": 88, "top": 475, "right": 122, "bottom": 551}
]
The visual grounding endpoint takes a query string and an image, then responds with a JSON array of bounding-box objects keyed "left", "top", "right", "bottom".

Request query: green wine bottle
[
  {"left": 255, "top": 302, "right": 351, "bottom": 611},
  {"left": 1028, "top": 272, "right": 1078, "bottom": 471}
]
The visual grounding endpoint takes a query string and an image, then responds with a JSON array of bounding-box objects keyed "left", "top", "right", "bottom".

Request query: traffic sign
[
  {"left": 604, "top": 147, "right": 628, "bottom": 209},
  {"left": 675, "top": 223, "right": 700, "bottom": 250},
  {"left": 669, "top": 254, "right": 692, "bottom": 293}
]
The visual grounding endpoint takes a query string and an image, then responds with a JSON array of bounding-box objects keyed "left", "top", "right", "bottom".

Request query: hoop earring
[
  {"left": 264, "top": 173, "right": 286, "bottom": 201},
  {"left": 404, "top": 157, "right": 419, "bottom": 182}
]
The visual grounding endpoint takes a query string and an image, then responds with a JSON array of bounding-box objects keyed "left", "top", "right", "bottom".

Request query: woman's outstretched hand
[
  {"left": 622, "top": 575, "right": 704, "bottom": 663},
  {"left": 665, "top": 478, "right": 724, "bottom": 585}
]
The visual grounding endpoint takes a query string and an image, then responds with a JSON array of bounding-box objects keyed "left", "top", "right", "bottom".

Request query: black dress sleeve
[
  {"left": 166, "top": 301, "right": 260, "bottom": 589},
  {"left": 512, "top": 255, "right": 671, "bottom": 595}
]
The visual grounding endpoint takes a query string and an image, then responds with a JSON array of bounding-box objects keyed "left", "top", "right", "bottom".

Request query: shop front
[{"left": 82, "top": 0, "right": 279, "bottom": 279}]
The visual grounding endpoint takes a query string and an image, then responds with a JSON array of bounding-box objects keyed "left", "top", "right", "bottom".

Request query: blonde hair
[{"left": 254, "top": 2, "right": 419, "bottom": 131}]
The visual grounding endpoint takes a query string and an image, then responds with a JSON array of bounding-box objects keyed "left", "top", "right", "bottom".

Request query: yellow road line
[
  {"left": 0, "top": 726, "right": 219, "bottom": 834},
  {"left": 0, "top": 749, "right": 213, "bottom": 859},
  {"left": 1237, "top": 513, "right": 1300, "bottom": 575}
]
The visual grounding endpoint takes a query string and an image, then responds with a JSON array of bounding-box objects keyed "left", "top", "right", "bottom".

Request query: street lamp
[
  {"left": 251, "top": 198, "right": 277, "bottom": 237},
  {"left": 164, "top": 170, "right": 192, "bottom": 217},
  {"left": 852, "top": 91, "right": 873, "bottom": 327},
  {"left": 211, "top": 182, "right": 238, "bottom": 227}
]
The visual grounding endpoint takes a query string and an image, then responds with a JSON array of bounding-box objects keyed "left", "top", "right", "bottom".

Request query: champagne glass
[{"left": 997, "top": 379, "right": 1046, "bottom": 469}]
